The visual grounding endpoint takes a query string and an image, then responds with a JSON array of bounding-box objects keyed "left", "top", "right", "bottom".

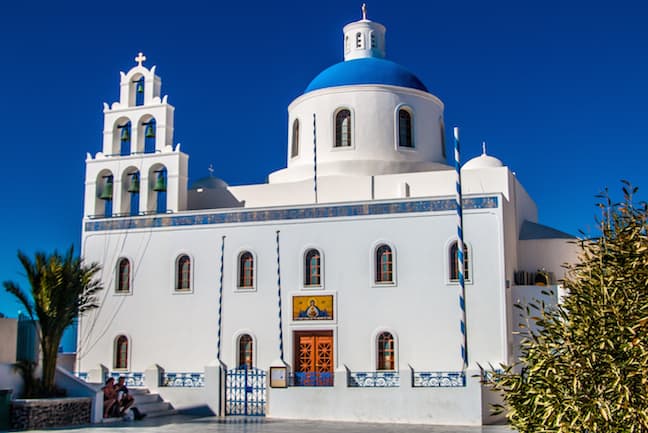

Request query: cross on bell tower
[{"left": 135, "top": 52, "right": 147, "bottom": 67}]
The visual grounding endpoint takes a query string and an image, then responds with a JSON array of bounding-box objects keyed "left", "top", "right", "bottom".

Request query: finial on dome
[
  {"left": 482, "top": 141, "right": 487, "bottom": 155},
  {"left": 208, "top": 164, "right": 215, "bottom": 177},
  {"left": 361, "top": 3, "right": 367, "bottom": 20},
  {"left": 134, "top": 52, "right": 147, "bottom": 67}
]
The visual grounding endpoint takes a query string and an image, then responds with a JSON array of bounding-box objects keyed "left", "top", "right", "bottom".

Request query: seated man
[
  {"left": 115, "top": 376, "right": 146, "bottom": 420},
  {"left": 101, "top": 378, "right": 118, "bottom": 418}
]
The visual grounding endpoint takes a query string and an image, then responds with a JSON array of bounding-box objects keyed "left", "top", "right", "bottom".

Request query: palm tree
[{"left": 3, "top": 246, "right": 103, "bottom": 395}]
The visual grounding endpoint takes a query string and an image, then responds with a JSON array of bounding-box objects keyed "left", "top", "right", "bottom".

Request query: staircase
[{"left": 130, "top": 388, "right": 177, "bottom": 418}]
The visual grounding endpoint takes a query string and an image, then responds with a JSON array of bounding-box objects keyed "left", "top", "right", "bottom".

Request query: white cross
[
  {"left": 208, "top": 164, "right": 215, "bottom": 176},
  {"left": 135, "top": 52, "right": 147, "bottom": 67},
  {"left": 361, "top": 3, "right": 367, "bottom": 20}
]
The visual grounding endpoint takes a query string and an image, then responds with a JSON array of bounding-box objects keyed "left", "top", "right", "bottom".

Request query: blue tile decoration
[
  {"left": 109, "top": 371, "right": 145, "bottom": 387},
  {"left": 86, "top": 196, "right": 499, "bottom": 232},
  {"left": 412, "top": 371, "right": 466, "bottom": 387},
  {"left": 348, "top": 371, "right": 400, "bottom": 387},
  {"left": 481, "top": 368, "right": 504, "bottom": 383},
  {"left": 161, "top": 372, "right": 205, "bottom": 387},
  {"left": 290, "top": 372, "right": 334, "bottom": 387}
]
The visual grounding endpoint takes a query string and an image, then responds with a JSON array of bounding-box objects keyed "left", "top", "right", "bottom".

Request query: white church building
[{"left": 77, "top": 6, "right": 577, "bottom": 425}]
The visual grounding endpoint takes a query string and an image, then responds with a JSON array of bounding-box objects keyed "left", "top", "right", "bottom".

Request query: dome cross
[
  {"left": 361, "top": 3, "right": 367, "bottom": 20},
  {"left": 135, "top": 52, "right": 147, "bottom": 67}
]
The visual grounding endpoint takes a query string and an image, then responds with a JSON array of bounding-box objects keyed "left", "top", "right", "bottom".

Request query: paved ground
[{"left": 22, "top": 415, "right": 515, "bottom": 433}]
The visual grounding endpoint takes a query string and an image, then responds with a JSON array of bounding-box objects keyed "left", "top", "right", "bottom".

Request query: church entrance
[{"left": 293, "top": 331, "right": 334, "bottom": 386}]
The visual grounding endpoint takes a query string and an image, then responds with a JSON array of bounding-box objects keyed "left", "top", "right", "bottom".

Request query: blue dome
[{"left": 305, "top": 57, "right": 428, "bottom": 93}]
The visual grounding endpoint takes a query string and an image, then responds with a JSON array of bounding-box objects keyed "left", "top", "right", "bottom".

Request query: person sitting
[
  {"left": 101, "top": 378, "right": 118, "bottom": 418},
  {"left": 115, "top": 376, "right": 146, "bottom": 420}
]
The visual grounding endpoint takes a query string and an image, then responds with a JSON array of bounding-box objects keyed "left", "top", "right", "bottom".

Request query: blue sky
[{"left": 0, "top": 0, "right": 647, "bottom": 336}]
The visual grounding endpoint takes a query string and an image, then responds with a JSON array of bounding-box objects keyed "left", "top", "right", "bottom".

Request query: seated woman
[{"left": 101, "top": 378, "right": 118, "bottom": 418}]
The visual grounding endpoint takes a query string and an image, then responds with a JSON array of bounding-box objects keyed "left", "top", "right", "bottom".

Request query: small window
[
  {"left": 355, "top": 32, "right": 363, "bottom": 48},
  {"left": 176, "top": 255, "right": 191, "bottom": 291},
  {"left": 335, "top": 109, "right": 352, "bottom": 148},
  {"left": 114, "top": 335, "right": 128, "bottom": 370},
  {"left": 449, "top": 241, "right": 470, "bottom": 281},
  {"left": 238, "top": 334, "right": 253, "bottom": 368},
  {"left": 377, "top": 332, "right": 395, "bottom": 370},
  {"left": 398, "top": 109, "right": 414, "bottom": 148},
  {"left": 291, "top": 119, "right": 300, "bottom": 158},
  {"left": 370, "top": 31, "right": 376, "bottom": 48},
  {"left": 375, "top": 244, "right": 393, "bottom": 284},
  {"left": 116, "top": 258, "right": 130, "bottom": 293},
  {"left": 345, "top": 35, "right": 350, "bottom": 53},
  {"left": 304, "top": 249, "right": 321, "bottom": 287},
  {"left": 238, "top": 252, "right": 254, "bottom": 288}
]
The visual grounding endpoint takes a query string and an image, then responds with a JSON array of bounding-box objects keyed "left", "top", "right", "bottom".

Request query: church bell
[
  {"left": 99, "top": 176, "right": 113, "bottom": 200},
  {"left": 136, "top": 82, "right": 144, "bottom": 94},
  {"left": 145, "top": 124, "right": 155, "bottom": 138},
  {"left": 153, "top": 171, "right": 167, "bottom": 192},
  {"left": 120, "top": 127, "right": 130, "bottom": 142},
  {"left": 128, "top": 173, "right": 140, "bottom": 193}
]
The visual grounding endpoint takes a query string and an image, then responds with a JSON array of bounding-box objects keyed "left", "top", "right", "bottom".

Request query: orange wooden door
[{"left": 296, "top": 334, "right": 333, "bottom": 373}]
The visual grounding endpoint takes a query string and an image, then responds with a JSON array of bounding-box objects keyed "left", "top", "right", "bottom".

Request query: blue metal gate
[{"left": 225, "top": 367, "right": 266, "bottom": 416}]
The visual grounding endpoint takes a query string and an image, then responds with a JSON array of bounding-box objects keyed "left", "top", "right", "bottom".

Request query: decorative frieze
[
  {"left": 348, "top": 371, "right": 400, "bottom": 387},
  {"left": 412, "top": 371, "right": 466, "bottom": 387},
  {"left": 161, "top": 372, "right": 204, "bottom": 387}
]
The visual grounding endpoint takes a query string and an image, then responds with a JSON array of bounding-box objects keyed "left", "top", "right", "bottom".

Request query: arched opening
[
  {"left": 141, "top": 117, "right": 156, "bottom": 154},
  {"left": 398, "top": 108, "right": 413, "bottom": 148},
  {"left": 304, "top": 249, "right": 321, "bottom": 287},
  {"left": 134, "top": 76, "right": 145, "bottom": 106},
  {"left": 119, "top": 121, "right": 132, "bottom": 156},
  {"left": 175, "top": 255, "right": 191, "bottom": 291},
  {"left": 375, "top": 244, "right": 393, "bottom": 284},
  {"left": 238, "top": 334, "right": 253, "bottom": 368},
  {"left": 148, "top": 165, "right": 167, "bottom": 214},
  {"left": 291, "top": 119, "right": 300, "bottom": 158},
  {"left": 114, "top": 335, "right": 129, "bottom": 370},
  {"left": 127, "top": 170, "right": 140, "bottom": 216},
  {"left": 238, "top": 252, "right": 254, "bottom": 289},
  {"left": 355, "top": 32, "right": 363, "bottom": 49},
  {"left": 96, "top": 171, "right": 114, "bottom": 217},
  {"left": 377, "top": 332, "right": 395, "bottom": 370},
  {"left": 335, "top": 109, "right": 352, "bottom": 148},
  {"left": 449, "top": 241, "right": 470, "bottom": 281}
]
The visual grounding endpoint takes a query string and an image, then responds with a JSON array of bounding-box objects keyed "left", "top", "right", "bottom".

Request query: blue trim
[
  {"left": 412, "top": 371, "right": 465, "bottom": 388},
  {"left": 85, "top": 196, "right": 499, "bottom": 232},
  {"left": 348, "top": 371, "right": 400, "bottom": 387},
  {"left": 161, "top": 372, "right": 204, "bottom": 387},
  {"left": 305, "top": 58, "right": 428, "bottom": 93}
]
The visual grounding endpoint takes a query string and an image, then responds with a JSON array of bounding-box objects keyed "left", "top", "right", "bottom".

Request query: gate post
[{"left": 205, "top": 360, "right": 225, "bottom": 416}]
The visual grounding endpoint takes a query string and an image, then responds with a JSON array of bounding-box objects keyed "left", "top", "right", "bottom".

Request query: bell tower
[{"left": 84, "top": 53, "right": 189, "bottom": 218}]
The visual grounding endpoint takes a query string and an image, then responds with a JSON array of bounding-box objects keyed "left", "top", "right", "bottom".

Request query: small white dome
[{"left": 462, "top": 143, "right": 504, "bottom": 170}]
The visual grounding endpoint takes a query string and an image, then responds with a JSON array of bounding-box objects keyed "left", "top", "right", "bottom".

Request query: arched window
[
  {"left": 355, "top": 32, "right": 363, "bottom": 48},
  {"left": 449, "top": 241, "right": 470, "bottom": 281},
  {"left": 114, "top": 335, "right": 128, "bottom": 370},
  {"left": 142, "top": 118, "right": 156, "bottom": 154},
  {"left": 377, "top": 332, "right": 395, "bottom": 370},
  {"left": 304, "top": 249, "right": 321, "bottom": 287},
  {"left": 176, "top": 255, "right": 191, "bottom": 291},
  {"left": 291, "top": 119, "right": 300, "bottom": 158},
  {"left": 335, "top": 109, "right": 352, "bottom": 148},
  {"left": 238, "top": 334, "right": 253, "bottom": 368},
  {"left": 238, "top": 252, "right": 254, "bottom": 288},
  {"left": 375, "top": 244, "right": 393, "bottom": 284},
  {"left": 116, "top": 258, "right": 130, "bottom": 293},
  {"left": 398, "top": 109, "right": 413, "bottom": 148}
]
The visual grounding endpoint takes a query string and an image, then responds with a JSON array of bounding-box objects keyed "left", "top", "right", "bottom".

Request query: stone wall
[{"left": 10, "top": 397, "right": 91, "bottom": 430}]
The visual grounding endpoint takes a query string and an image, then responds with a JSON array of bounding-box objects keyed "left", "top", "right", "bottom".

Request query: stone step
[
  {"left": 136, "top": 401, "right": 173, "bottom": 414},
  {"left": 144, "top": 408, "right": 179, "bottom": 418},
  {"left": 133, "top": 393, "right": 161, "bottom": 404}
]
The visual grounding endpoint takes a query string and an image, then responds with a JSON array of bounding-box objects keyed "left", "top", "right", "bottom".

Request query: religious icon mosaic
[{"left": 292, "top": 295, "right": 334, "bottom": 320}]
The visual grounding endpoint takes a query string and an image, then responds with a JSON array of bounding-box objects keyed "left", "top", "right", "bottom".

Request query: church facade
[{"left": 77, "top": 7, "right": 576, "bottom": 425}]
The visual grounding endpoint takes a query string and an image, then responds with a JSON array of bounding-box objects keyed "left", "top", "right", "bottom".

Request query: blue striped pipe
[
  {"left": 276, "top": 230, "right": 285, "bottom": 362},
  {"left": 216, "top": 235, "right": 225, "bottom": 361},
  {"left": 313, "top": 113, "right": 318, "bottom": 203},
  {"left": 454, "top": 127, "right": 468, "bottom": 369}
]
